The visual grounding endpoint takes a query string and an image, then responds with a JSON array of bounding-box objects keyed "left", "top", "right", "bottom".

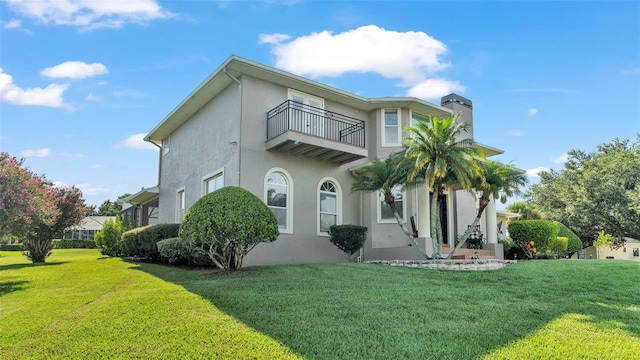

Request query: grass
[{"left": 1, "top": 250, "right": 639, "bottom": 359}]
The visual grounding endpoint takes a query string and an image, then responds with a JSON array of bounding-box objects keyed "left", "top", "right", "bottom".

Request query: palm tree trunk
[
  {"left": 390, "top": 205, "right": 430, "bottom": 259},
  {"left": 446, "top": 198, "right": 489, "bottom": 259},
  {"left": 430, "top": 191, "right": 441, "bottom": 259}
]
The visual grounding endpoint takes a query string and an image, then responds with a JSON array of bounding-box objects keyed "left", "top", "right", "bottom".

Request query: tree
[
  {"left": 403, "top": 115, "right": 482, "bottom": 258},
  {"left": 505, "top": 201, "right": 541, "bottom": 220},
  {"left": 351, "top": 152, "right": 429, "bottom": 258},
  {"left": 95, "top": 215, "right": 132, "bottom": 257},
  {"left": 0, "top": 153, "right": 58, "bottom": 239},
  {"left": 179, "top": 186, "right": 279, "bottom": 270},
  {"left": 96, "top": 194, "right": 130, "bottom": 216},
  {"left": 527, "top": 136, "right": 640, "bottom": 247},
  {"left": 447, "top": 160, "right": 528, "bottom": 259},
  {"left": 24, "top": 185, "right": 86, "bottom": 262}
]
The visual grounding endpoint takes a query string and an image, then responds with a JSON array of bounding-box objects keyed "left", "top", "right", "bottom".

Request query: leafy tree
[
  {"left": 180, "top": 186, "right": 279, "bottom": 270},
  {"left": 527, "top": 136, "right": 640, "bottom": 247},
  {"left": 95, "top": 215, "right": 134, "bottom": 257},
  {"left": 351, "top": 152, "right": 429, "bottom": 258},
  {"left": 24, "top": 186, "right": 86, "bottom": 262},
  {"left": 403, "top": 115, "right": 482, "bottom": 258},
  {"left": 96, "top": 194, "right": 130, "bottom": 216},
  {"left": 0, "top": 153, "right": 57, "bottom": 239},
  {"left": 328, "top": 225, "right": 368, "bottom": 261},
  {"left": 447, "top": 160, "right": 528, "bottom": 259},
  {"left": 505, "top": 201, "right": 541, "bottom": 220},
  {"left": 0, "top": 152, "right": 86, "bottom": 263}
]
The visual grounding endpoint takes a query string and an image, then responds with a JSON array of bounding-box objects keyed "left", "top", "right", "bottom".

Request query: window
[
  {"left": 378, "top": 185, "right": 405, "bottom": 223},
  {"left": 265, "top": 168, "right": 293, "bottom": 233},
  {"left": 382, "top": 108, "right": 401, "bottom": 146},
  {"left": 176, "top": 187, "right": 185, "bottom": 223},
  {"left": 162, "top": 136, "right": 170, "bottom": 155},
  {"left": 318, "top": 179, "right": 341, "bottom": 235},
  {"left": 411, "top": 111, "right": 430, "bottom": 127},
  {"left": 202, "top": 169, "right": 224, "bottom": 195}
]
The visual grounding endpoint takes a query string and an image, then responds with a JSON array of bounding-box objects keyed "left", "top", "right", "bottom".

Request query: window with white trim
[
  {"left": 265, "top": 168, "right": 293, "bottom": 233},
  {"left": 318, "top": 179, "right": 341, "bottom": 235},
  {"left": 382, "top": 108, "right": 401, "bottom": 146},
  {"left": 162, "top": 136, "right": 170, "bottom": 155},
  {"left": 378, "top": 185, "right": 405, "bottom": 223},
  {"left": 202, "top": 169, "right": 224, "bottom": 196},
  {"left": 176, "top": 187, "right": 185, "bottom": 223},
  {"left": 411, "top": 111, "right": 430, "bottom": 127}
]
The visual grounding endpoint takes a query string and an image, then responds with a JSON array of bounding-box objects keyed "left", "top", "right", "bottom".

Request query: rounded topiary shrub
[
  {"left": 179, "top": 186, "right": 279, "bottom": 270},
  {"left": 328, "top": 225, "right": 367, "bottom": 262}
]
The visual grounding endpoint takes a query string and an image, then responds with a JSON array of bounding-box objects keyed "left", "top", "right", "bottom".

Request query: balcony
[{"left": 266, "top": 100, "right": 368, "bottom": 164}]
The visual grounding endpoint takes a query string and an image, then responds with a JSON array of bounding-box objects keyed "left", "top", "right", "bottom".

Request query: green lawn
[{"left": 1, "top": 250, "right": 639, "bottom": 359}]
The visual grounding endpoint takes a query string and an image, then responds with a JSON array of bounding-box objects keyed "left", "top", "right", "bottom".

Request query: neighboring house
[
  {"left": 125, "top": 55, "right": 506, "bottom": 265},
  {"left": 584, "top": 238, "right": 640, "bottom": 261},
  {"left": 120, "top": 188, "right": 159, "bottom": 226},
  {"left": 63, "top": 216, "right": 116, "bottom": 240}
]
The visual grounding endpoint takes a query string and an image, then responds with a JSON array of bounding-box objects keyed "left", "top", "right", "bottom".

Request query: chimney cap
[{"left": 441, "top": 93, "right": 472, "bottom": 109}]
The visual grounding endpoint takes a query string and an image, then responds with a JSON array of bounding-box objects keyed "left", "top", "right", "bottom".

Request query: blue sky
[{"left": 1, "top": 0, "right": 639, "bottom": 209}]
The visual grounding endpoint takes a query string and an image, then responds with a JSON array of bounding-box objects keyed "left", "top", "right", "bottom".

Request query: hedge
[
  {"left": 53, "top": 239, "right": 96, "bottom": 249},
  {"left": 555, "top": 222, "right": 582, "bottom": 254},
  {"left": 508, "top": 220, "right": 558, "bottom": 253},
  {"left": 157, "top": 237, "right": 213, "bottom": 266},
  {"left": 122, "top": 223, "right": 180, "bottom": 260},
  {"left": 0, "top": 244, "right": 23, "bottom": 251}
]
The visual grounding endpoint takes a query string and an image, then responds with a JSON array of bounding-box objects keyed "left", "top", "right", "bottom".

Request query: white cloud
[
  {"left": 506, "top": 130, "right": 524, "bottom": 137},
  {"left": 60, "top": 152, "right": 85, "bottom": 158},
  {"left": 2, "top": 19, "right": 22, "bottom": 29},
  {"left": 5, "top": 0, "right": 173, "bottom": 30},
  {"left": 551, "top": 152, "right": 569, "bottom": 164},
  {"left": 407, "top": 78, "right": 466, "bottom": 100},
  {"left": 527, "top": 108, "right": 538, "bottom": 116},
  {"left": 0, "top": 67, "right": 68, "bottom": 107},
  {"left": 75, "top": 183, "right": 110, "bottom": 196},
  {"left": 622, "top": 67, "right": 640, "bottom": 75},
  {"left": 525, "top": 166, "right": 549, "bottom": 178},
  {"left": 41, "top": 61, "right": 108, "bottom": 79},
  {"left": 86, "top": 93, "right": 98, "bottom": 101},
  {"left": 258, "top": 33, "right": 291, "bottom": 45},
  {"left": 52, "top": 181, "right": 67, "bottom": 187},
  {"left": 116, "top": 133, "right": 157, "bottom": 151},
  {"left": 22, "top": 148, "right": 51, "bottom": 157},
  {"left": 261, "top": 25, "right": 451, "bottom": 86},
  {"left": 89, "top": 164, "right": 102, "bottom": 169}
]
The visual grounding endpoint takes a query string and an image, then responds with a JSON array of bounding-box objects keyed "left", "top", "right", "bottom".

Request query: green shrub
[
  {"left": 328, "top": 225, "right": 368, "bottom": 261},
  {"left": 549, "top": 237, "right": 568, "bottom": 257},
  {"left": 180, "top": 186, "right": 279, "bottom": 271},
  {"left": 508, "top": 220, "right": 559, "bottom": 258},
  {"left": 52, "top": 239, "right": 96, "bottom": 249},
  {"left": 534, "top": 252, "right": 557, "bottom": 260},
  {"left": 0, "top": 244, "right": 23, "bottom": 251},
  {"left": 157, "top": 237, "right": 213, "bottom": 266},
  {"left": 95, "top": 216, "right": 130, "bottom": 257},
  {"left": 122, "top": 223, "right": 180, "bottom": 260},
  {"left": 499, "top": 239, "right": 525, "bottom": 260},
  {"left": 555, "top": 222, "right": 582, "bottom": 255}
]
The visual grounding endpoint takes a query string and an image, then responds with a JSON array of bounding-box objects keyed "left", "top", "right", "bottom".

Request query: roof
[
  {"left": 121, "top": 186, "right": 159, "bottom": 205},
  {"left": 70, "top": 216, "right": 116, "bottom": 231},
  {"left": 145, "top": 55, "right": 454, "bottom": 144}
]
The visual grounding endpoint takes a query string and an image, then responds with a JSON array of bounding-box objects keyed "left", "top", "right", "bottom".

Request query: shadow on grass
[
  {"left": 0, "top": 261, "right": 67, "bottom": 271},
  {"left": 0, "top": 280, "right": 30, "bottom": 297},
  {"left": 128, "top": 260, "right": 640, "bottom": 359}
]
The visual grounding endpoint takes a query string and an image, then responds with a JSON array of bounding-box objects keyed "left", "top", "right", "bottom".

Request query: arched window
[
  {"left": 265, "top": 168, "right": 293, "bottom": 233},
  {"left": 318, "top": 178, "right": 341, "bottom": 235}
]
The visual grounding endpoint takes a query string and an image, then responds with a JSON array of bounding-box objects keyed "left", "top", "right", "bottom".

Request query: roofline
[{"left": 145, "top": 55, "right": 453, "bottom": 143}]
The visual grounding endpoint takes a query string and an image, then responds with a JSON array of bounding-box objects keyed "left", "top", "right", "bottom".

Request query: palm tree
[
  {"left": 351, "top": 152, "right": 430, "bottom": 259},
  {"left": 403, "top": 115, "right": 482, "bottom": 259},
  {"left": 446, "top": 160, "right": 528, "bottom": 259}
]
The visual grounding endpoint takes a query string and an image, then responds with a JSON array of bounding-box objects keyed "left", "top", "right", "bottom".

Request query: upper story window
[
  {"left": 176, "top": 187, "right": 185, "bottom": 223},
  {"left": 202, "top": 169, "right": 224, "bottom": 196},
  {"left": 162, "top": 136, "right": 170, "bottom": 155},
  {"left": 265, "top": 168, "right": 293, "bottom": 234},
  {"left": 378, "top": 185, "right": 405, "bottom": 223},
  {"left": 382, "top": 108, "right": 401, "bottom": 147},
  {"left": 411, "top": 111, "right": 430, "bottom": 127},
  {"left": 318, "top": 179, "right": 341, "bottom": 235}
]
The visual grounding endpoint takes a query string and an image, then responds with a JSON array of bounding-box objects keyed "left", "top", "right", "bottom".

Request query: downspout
[{"left": 223, "top": 68, "right": 242, "bottom": 187}]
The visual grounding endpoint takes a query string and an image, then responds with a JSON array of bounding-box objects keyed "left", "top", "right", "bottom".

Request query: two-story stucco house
[{"left": 124, "top": 55, "right": 505, "bottom": 265}]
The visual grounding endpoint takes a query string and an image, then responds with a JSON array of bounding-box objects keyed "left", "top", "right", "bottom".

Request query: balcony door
[{"left": 288, "top": 89, "right": 325, "bottom": 137}]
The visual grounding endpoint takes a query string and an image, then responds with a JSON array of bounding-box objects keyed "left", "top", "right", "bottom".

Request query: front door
[{"left": 288, "top": 90, "right": 325, "bottom": 137}]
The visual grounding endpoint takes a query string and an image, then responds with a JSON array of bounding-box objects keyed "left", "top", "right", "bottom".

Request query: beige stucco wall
[{"left": 587, "top": 241, "right": 640, "bottom": 260}]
